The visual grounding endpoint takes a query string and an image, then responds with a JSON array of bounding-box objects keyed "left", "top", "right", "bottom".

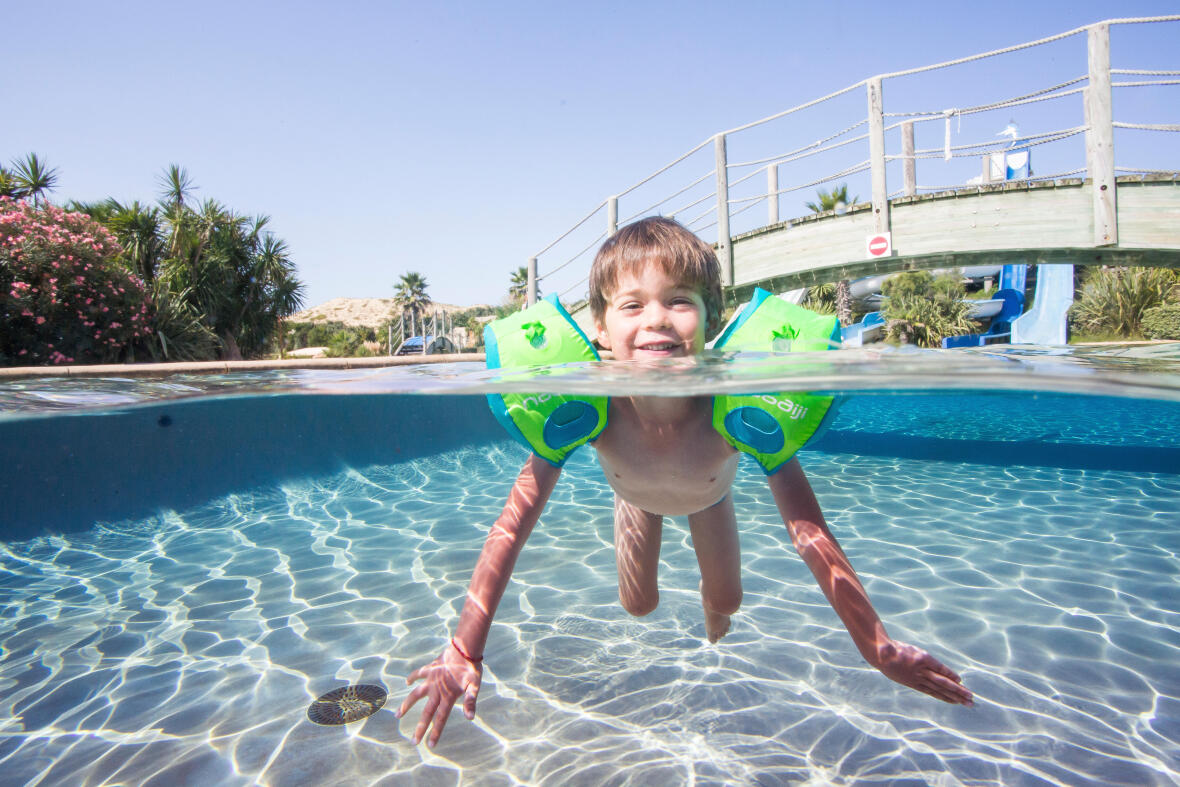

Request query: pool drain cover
[{"left": 307, "top": 684, "right": 388, "bottom": 726}]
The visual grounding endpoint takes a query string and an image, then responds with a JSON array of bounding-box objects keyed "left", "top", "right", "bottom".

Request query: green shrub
[
  {"left": 803, "top": 282, "right": 836, "bottom": 314},
  {"left": 881, "top": 272, "right": 976, "bottom": 348},
  {"left": 1068, "top": 267, "right": 1179, "bottom": 338},
  {"left": 1142, "top": 303, "right": 1180, "bottom": 340}
]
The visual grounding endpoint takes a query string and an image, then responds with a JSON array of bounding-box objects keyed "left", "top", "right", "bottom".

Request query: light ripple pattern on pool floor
[{"left": 0, "top": 441, "right": 1178, "bottom": 785}]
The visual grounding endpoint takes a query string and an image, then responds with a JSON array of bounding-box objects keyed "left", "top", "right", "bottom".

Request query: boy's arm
[
  {"left": 767, "top": 458, "right": 973, "bottom": 706},
  {"left": 397, "top": 453, "right": 562, "bottom": 746}
]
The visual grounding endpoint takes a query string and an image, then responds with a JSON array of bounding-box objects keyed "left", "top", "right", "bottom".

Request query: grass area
[{"left": 1069, "top": 330, "right": 1145, "bottom": 344}]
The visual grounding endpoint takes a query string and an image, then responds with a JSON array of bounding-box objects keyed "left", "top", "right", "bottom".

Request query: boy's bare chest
[{"left": 591, "top": 402, "right": 739, "bottom": 516}]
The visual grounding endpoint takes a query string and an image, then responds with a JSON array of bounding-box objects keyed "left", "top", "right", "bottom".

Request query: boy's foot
[{"left": 700, "top": 581, "right": 731, "bottom": 643}]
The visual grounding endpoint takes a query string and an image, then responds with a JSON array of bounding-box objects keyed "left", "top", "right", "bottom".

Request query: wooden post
[
  {"left": 902, "top": 120, "right": 916, "bottom": 197},
  {"left": 527, "top": 256, "right": 538, "bottom": 306},
  {"left": 1087, "top": 23, "right": 1117, "bottom": 246},
  {"left": 867, "top": 77, "right": 890, "bottom": 234},
  {"left": 714, "top": 133, "right": 733, "bottom": 286},
  {"left": 767, "top": 164, "right": 779, "bottom": 225},
  {"left": 607, "top": 196, "right": 618, "bottom": 237}
]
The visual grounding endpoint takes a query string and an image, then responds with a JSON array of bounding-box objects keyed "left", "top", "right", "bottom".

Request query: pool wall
[
  {"left": 2, "top": 391, "right": 1178, "bottom": 539},
  {"left": 0, "top": 394, "right": 505, "bottom": 537}
]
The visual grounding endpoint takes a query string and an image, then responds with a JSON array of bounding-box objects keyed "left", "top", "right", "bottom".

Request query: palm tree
[
  {"left": 804, "top": 183, "right": 858, "bottom": 214},
  {"left": 509, "top": 265, "right": 536, "bottom": 303},
  {"left": 158, "top": 164, "right": 195, "bottom": 210},
  {"left": 9, "top": 153, "right": 59, "bottom": 207},
  {"left": 0, "top": 165, "right": 28, "bottom": 200},
  {"left": 806, "top": 183, "right": 859, "bottom": 326},
  {"left": 394, "top": 272, "right": 431, "bottom": 328},
  {"left": 105, "top": 200, "right": 167, "bottom": 286}
]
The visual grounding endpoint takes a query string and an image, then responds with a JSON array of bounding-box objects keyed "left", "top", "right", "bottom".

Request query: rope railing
[
  {"left": 618, "top": 169, "right": 715, "bottom": 225},
  {"left": 529, "top": 16, "right": 1178, "bottom": 305},
  {"left": 886, "top": 77, "right": 1087, "bottom": 122},
  {"left": 900, "top": 127, "right": 1087, "bottom": 160},
  {"left": 727, "top": 132, "right": 871, "bottom": 190},
  {"left": 726, "top": 120, "right": 869, "bottom": 170},
  {"left": 667, "top": 190, "right": 717, "bottom": 221}
]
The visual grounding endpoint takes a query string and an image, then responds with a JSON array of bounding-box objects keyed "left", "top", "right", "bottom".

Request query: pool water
[{"left": 1, "top": 349, "right": 1179, "bottom": 785}]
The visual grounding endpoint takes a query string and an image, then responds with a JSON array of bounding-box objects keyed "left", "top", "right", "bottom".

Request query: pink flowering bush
[{"left": 1, "top": 196, "right": 152, "bottom": 365}]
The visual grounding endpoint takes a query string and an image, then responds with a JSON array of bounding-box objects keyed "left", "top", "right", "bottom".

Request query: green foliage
[
  {"left": 509, "top": 266, "right": 533, "bottom": 303},
  {"left": 805, "top": 183, "right": 858, "bottom": 214},
  {"left": 393, "top": 271, "right": 431, "bottom": 321},
  {"left": 1068, "top": 267, "right": 1179, "bottom": 338},
  {"left": 803, "top": 282, "right": 836, "bottom": 314},
  {"left": 881, "top": 271, "right": 933, "bottom": 299},
  {"left": 1, "top": 199, "right": 151, "bottom": 365},
  {"left": 1141, "top": 303, "right": 1180, "bottom": 340},
  {"left": 447, "top": 304, "right": 515, "bottom": 350},
  {"left": 286, "top": 321, "right": 376, "bottom": 358},
  {"left": 881, "top": 272, "right": 976, "bottom": 348},
  {"left": 3, "top": 153, "right": 59, "bottom": 206}
]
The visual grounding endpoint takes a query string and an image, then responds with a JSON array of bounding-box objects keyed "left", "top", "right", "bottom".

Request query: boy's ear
[{"left": 594, "top": 320, "right": 612, "bottom": 350}]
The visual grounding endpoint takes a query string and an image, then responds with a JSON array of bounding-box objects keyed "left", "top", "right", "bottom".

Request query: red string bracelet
[{"left": 451, "top": 637, "right": 483, "bottom": 664}]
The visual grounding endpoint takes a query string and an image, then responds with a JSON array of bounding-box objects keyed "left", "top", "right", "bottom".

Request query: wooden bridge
[
  {"left": 727, "top": 174, "right": 1180, "bottom": 303},
  {"left": 525, "top": 17, "right": 1180, "bottom": 327}
]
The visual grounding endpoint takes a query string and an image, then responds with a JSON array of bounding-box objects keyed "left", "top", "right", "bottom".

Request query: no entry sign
[{"left": 866, "top": 232, "right": 892, "bottom": 258}]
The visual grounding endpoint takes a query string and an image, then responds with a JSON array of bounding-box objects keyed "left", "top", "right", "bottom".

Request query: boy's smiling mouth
[{"left": 637, "top": 341, "right": 682, "bottom": 354}]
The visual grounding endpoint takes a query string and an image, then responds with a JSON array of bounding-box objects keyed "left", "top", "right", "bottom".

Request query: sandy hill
[{"left": 291, "top": 298, "right": 489, "bottom": 328}]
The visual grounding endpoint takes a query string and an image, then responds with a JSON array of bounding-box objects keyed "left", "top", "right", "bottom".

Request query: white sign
[{"left": 866, "top": 232, "right": 892, "bottom": 258}]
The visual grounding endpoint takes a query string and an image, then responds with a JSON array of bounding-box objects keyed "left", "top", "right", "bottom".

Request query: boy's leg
[
  {"left": 687, "top": 494, "right": 742, "bottom": 643},
  {"left": 613, "top": 495, "right": 663, "bottom": 617}
]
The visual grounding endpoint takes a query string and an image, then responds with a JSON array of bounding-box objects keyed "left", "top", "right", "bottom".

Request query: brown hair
[{"left": 589, "top": 216, "right": 723, "bottom": 337}]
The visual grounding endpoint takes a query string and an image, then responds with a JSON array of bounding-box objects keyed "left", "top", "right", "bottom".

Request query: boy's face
[{"left": 594, "top": 262, "right": 706, "bottom": 361}]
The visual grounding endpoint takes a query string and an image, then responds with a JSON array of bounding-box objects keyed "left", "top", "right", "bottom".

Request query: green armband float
[
  {"left": 484, "top": 296, "right": 608, "bottom": 466},
  {"left": 711, "top": 288, "right": 841, "bottom": 474}
]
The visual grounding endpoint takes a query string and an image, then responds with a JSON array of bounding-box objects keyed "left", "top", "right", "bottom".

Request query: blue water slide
[
  {"left": 999, "top": 263, "right": 1027, "bottom": 292},
  {"left": 1012, "top": 264, "right": 1075, "bottom": 345},
  {"left": 841, "top": 311, "right": 885, "bottom": 347}
]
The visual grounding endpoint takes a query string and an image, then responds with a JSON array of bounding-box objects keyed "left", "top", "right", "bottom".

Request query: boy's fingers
[
  {"left": 428, "top": 702, "right": 455, "bottom": 747},
  {"left": 397, "top": 683, "right": 426, "bottom": 718},
  {"left": 413, "top": 696, "right": 440, "bottom": 744},
  {"left": 464, "top": 687, "right": 478, "bottom": 720}
]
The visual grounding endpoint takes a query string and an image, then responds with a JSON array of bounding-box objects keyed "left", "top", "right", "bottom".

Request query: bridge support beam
[
  {"left": 767, "top": 164, "right": 779, "bottom": 225},
  {"left": 1087, "top": 23, "right": 1117, "bottom": 246},
  {"left": 715, "top": 133, "right": 733, "bottom": 286},
  {"left": 867, "top": 77, "right": 890, "bottom": 234}
]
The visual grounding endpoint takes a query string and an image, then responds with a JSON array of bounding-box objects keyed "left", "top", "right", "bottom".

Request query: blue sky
[{"left": 5, "top": 1, "right": 1177, "bottom": 309}]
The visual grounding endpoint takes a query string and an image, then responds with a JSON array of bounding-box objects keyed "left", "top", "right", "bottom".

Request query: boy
[{"left": 397, "top": 217, "right": 973, "bottom": 747}]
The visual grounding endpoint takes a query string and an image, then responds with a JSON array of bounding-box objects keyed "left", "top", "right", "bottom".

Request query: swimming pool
[{"left": 1, "top": 346, "right": 1178, "bottom": 785}]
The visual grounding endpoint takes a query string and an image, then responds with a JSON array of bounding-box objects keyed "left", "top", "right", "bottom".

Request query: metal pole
[
  {"left": 767, "top": 164, "right": 779, "bottom": 225},
  {"left": 902, "top": 120, "right": 916, "bottom": 197},
  {"left": 1087, "top": 23, "right": 1117, "bottom": 246},
  {"left": 714, "top": 133, "right": 733, "bottom": 286},
  {"left": 867, "top": 77, "right": 890, "bottom": 234},
  {"left": 608, "top": 196, "right": 618, "bottom": 236},
  {"left": 527, "top": 256, "right": 538, "bottom": 306}
]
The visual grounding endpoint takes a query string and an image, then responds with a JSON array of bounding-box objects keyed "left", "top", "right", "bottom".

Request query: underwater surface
[{"left": 0, "top": 345, "right": 1178, "bottom": 785}]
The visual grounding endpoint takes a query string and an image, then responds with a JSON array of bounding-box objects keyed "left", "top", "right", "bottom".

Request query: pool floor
[{"left": 1, "top": 442, "right": 1178, "bottom": 785}]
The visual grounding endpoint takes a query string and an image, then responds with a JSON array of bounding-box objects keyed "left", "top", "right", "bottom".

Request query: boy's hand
[
  {"left": 873, "top": 639, "right": 973, "bottom": 706},
  {"left": 396, "top": 643, "right": 482, "bottom": 747}
]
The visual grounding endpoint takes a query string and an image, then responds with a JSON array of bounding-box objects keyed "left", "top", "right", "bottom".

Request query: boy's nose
[{"left": 643, "top": 304, "right": 672, "bottom": 328}]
